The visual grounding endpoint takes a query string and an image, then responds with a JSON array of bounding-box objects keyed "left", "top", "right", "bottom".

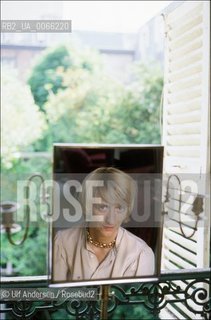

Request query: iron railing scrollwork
[{"left": 0, "top": 269, "right": 210, "bottom": 319}]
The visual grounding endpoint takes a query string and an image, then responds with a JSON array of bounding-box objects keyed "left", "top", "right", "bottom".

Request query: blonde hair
[{"left": 80, "top": 167, "right": 137, "bottom": 222}]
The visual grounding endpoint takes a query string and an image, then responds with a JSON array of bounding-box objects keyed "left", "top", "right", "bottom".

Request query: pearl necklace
[{"left": 86, "top": 229, "right": 116, "bottom": 249}]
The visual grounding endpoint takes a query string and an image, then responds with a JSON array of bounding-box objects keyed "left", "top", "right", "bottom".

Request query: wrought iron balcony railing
[{"left": 0, "top": 268, "right": 210, "bottom": 320}]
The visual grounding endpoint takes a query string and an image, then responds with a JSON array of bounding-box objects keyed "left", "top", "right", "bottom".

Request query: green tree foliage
[
  {"left": 111, "top": 62, "right": 163, "bottom": 144},
  {"left": 1, "top": 67, "right": 46, "bottom": 168},
  {"left": 43, "top": 67, "right": 122, "bottom": 146},
  {"left": 28, "top": 46, "right": 70, "bottom": 111},
  {"left": 1, "top": 224, "right": 48, "bottom": 276},
  {"left": 28, "top": 44, "right": 101, "bottom": 112},
  {"left": 36, "top": 58, "right": 163, "bottom": 148},
  {"left": 0, "top": 157, "right": 51, "bottom": 277}
]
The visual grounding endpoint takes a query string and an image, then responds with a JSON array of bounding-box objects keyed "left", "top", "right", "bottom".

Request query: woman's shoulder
[
  {"left": 121, "top": 228, "right": 152, "bottom": 252},
  {"left": 55, "top": 226, "right": 84, "bottom": 243}
]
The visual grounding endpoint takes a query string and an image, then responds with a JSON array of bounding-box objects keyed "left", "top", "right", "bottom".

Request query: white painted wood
[
  {"left": 161, "top": 1, "right": 210, "bottom": 318},
  {"left": 164, "top": 228, "right": 197, "bottom": 252},
  {"left": 164, "top": 239, "right": 197, "bottom": 264},
  {"left": 166, "top": 302, "right": 201, "bottom": 320}
]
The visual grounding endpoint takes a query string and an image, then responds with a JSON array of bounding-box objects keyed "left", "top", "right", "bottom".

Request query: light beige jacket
[{"left": 53, "top": 226, "right": 155, "bottom": 282}]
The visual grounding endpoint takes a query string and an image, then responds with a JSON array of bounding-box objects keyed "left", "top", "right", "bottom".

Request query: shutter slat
[
  {"left": 163, "top": 250, "right": 195, "bottom": 269},
  {"left": 170, "top": 48, "right": 202, "bottom": 72},
  {"left": 169, "top": 62, "right": 202, "bottom": 83},
  {"left": 166, "top": 146, "right": 200, "bottom": 157},
  {"left": 168, "top": 192, "right": 199, "bottom": 207},
  {"left": 169, "top": 25, "right": 203, "bottom": 51},
  {"left": 167, "top": 98, "right": 201, "bottom": 114},
  {"left": 166, "top": 302, "right": 198, "bottom": 320},
  {"left": 167, "top": 74, "right": 201, "bottom": 93},
  {"left": 169, "top": 14, "right": 202, "bottom": 39},
  {"left": 164, "top": 156, "right": 201, "bottom": 173},
  {"left": 167, "top": 134, "right": 200, "bottom": 146},
  {"left": 164, "top": 239, "right": 197, "bottom": 264},
  {"left": 170, "top": 38, "right": 202, "bottom": 63},
  {"left": 171, "top": 280, "right": 196, "bottom": 292},
  {"left": 167, "top": 123, "right": 201, "bottom": 134},
  {"left": 167, "top": 86, "right": 201, "bottom": 104},
  {"left": 164, "top": 228, "right": 197, "bottom": 251},
  {"left": 168, "top": 2, "right": 202, "bottom": 28},
  {"left": 166, "top": 211, "right": 199, "bottom": 230},
  {"left": 168, "top": 227, "right": 197, "bottom": 242},
  {"left": 167, "top": 110, "right": 201, "bottom": 125},
  {"left": 165, "top": 156, "right": 200, "bottom": 165},
  {"left": 165, "top": 218, "right": 198, "bottom": 236},
  {"left": 162, "top": 258, "right": 180, "bottom": 270},
  {"left": 174, "top": 297, "right": 201, "bottom": 313}
]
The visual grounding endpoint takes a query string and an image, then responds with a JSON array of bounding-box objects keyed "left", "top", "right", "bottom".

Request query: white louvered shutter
[{"left": 160, "top": 1, "right": 210, "bottom": 319}]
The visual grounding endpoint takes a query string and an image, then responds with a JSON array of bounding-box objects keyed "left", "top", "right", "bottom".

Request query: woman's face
[{"left": 89, "top": 196, "right": 128, "bottom": 237}]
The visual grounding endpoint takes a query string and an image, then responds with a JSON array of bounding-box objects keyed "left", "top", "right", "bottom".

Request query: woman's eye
[
  {"left": 115, "top": 205, "right": 126, "bottom": 212},
  {"left": 98, "top": 204, "right": 108, "bottom": 211},
  {"left": 94, "top": 203, "right": 126, "bottom": 213}
]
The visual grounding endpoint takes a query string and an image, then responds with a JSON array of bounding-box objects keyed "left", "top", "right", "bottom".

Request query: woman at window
[{"left": 53, "top": 167, "right": 154, "bottom": 282}]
